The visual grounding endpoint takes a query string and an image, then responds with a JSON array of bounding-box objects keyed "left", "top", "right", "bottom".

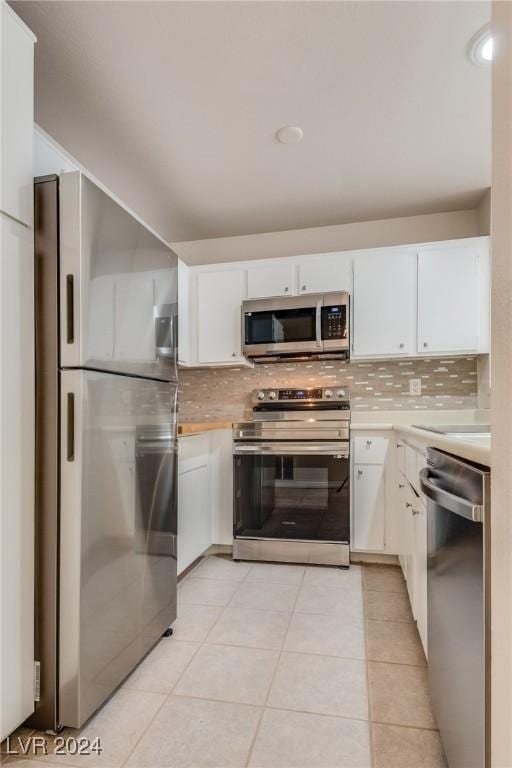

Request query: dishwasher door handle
[{"left": 419, "top": 468, "right": 483, "bottom": 522}]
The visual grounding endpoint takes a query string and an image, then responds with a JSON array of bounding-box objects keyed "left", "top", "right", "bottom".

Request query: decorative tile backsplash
[{"left": 178, "top": 357, "right": 478, "bottom": 422}]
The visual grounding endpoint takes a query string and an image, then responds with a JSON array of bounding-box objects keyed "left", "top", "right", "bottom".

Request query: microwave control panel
[{"left": 321, "top": 305, "right": 347, "bottom": 340}]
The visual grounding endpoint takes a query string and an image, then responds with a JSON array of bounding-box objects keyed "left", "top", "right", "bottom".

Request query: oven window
[
  {"left": 234, "top": 453, "right": 350, "bottom": 542},
  {"left": 245, "top": 308, "right": 317, "bottom": 345}
]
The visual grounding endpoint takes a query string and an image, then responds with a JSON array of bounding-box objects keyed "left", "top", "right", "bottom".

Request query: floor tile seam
[
  {"left": 366, "top": 657, "right": 427, "bottom": 668},
  {"left": 262, "top": 703, "right": 371, "bottom": 725},
  {"left": 282, "top": 646, "right": 367, "bottom": 661},
  {"left": 362, "top": 570, "right": 376, "bottom": 768},
  {"left": 118, "top": 688, "right": 170, "bottom": 768},
  {"left": 245, "top": 565, "right": 307, "bottom": 768},
  {"left": 119, "top": 633, "right": 206, "bottom": 768},
  {"left": 367, "top": 659, "right": 428, "bottom": 671},
  {"left": 369, "top": 718, "right": 439, "bottom": 733},
  {"left": 364, "top": 616, "right": 414, "bottom": 624},
  {"left": 291, "top": 608, "right": 365, "bottom": 620}
]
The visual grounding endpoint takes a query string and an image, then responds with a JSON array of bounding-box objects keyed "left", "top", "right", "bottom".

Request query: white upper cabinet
[
  {"left": 247, "top": 262, "right": 295, "bottom": 299},
  {"left": 0, "top": 2, "right": 35, "bottom": 226},
  {"left": 417, "top": 242, "right": 484, "bottom": 354},
  {"left": 352, "top": 249, "right": 417, "bottom": 357},
  {"left": 298, "top": 252, "right": 351, "bottom": 294},
  {"left": 197, "top": 269, "right": 246, "bottom": 364}
]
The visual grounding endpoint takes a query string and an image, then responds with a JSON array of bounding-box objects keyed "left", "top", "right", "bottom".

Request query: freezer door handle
[
  {"left": 66, "top": 392, "right": 75, "bottom": 462},
  {"left": 66, "top": 274, "right": 75, "bottom": 344},
  {"left": 419, "top": 468, "right": 483, "bottom": 522}
]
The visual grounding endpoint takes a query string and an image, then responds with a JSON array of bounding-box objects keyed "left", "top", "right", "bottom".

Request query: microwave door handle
[{"left": 316, "top": 301, "right": 322, "bottom": 349}]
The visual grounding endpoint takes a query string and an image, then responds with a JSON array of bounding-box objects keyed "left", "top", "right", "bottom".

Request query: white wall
[
  {"left": 173, "top": 209, "right": 481, "bottom": 266},
  {"left": 34, "top": 126, "right": 169, "bottom": 247}
]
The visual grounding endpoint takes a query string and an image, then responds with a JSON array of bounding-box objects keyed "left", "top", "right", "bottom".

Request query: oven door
[
  {"left": 243, "top": 296, "right": 322, "bottom": 357},
  {"left": 233, "top": 442, "right": 350, "bottom": 543}
]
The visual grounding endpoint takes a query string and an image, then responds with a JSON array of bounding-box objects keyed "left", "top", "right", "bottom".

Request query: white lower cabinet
[
  {"left": 413, "top": 498, "right": 428, "bottom": 655},
  {"left": 351, "top": 432, "right": 398, "bottom": 554},
  {"left": 397, "top": 435, "right": 428, "bottom": 658},
  {"left": 177, "top": 429, "right": 233, "bottom": 575},
  {"left": 353, "top": 464, "right": 385, "bottom": 551}
]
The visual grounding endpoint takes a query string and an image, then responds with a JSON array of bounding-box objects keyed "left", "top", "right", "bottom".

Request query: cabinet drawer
[{"left": 353, "top": 436, "right": 389, "bottom": 464}]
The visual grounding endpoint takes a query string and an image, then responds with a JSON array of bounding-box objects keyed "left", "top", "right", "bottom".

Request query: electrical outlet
[{"left": 409, "top": 378, "right": 422, "bottom": 396}]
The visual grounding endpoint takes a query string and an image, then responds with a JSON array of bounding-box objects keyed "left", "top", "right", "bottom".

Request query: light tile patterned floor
[{"left": 2, "top": 559, "right": 447, "bottom": 768}]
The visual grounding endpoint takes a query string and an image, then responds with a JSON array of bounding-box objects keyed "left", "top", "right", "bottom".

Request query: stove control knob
[
  {"left": 268, "top": 391, "right": 277, "bottom": 400},
  {"left": 257, "top": 391, "right": 266, "bottom": 401},
  {"left": 324, "top": 389, "right": 333, "bottom": 398},
  {"left": 336, "top": 389, "right": 345, "bottom": 398}
]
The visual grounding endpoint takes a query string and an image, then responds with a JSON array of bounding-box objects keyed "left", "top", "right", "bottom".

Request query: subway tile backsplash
[{"left": 178, "top": 357, "right": 478, "bottom": 422}]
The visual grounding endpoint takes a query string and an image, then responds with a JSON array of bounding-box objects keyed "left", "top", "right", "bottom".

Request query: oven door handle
[{"left": 233, "top": 443, "right": 349, "bottom": 457}]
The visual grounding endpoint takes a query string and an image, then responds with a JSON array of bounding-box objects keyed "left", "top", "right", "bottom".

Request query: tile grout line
[
  {"left": 362, "top": 566, "right": 376, "bottom": 768},
  {"left": 118, "top": 555, "right": 255, "bottom": 768},
  {"left": 244, "top": 563, "right": 307, "bottom": 768}
]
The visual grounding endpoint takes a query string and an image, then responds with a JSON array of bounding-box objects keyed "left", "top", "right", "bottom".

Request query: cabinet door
[
  {"left": 247, "top": 263, "right": 295, "bottom": 299},
  {"left": 404, "top": 487, "right": 417, "bottom": 615},
  {"left": 353, "top": 250, "right": 416, "bottom": 357},
  {"left": 197, "top": 269, "right": 246, "bottom": 363},
  {"left": 298, "top": 252, "right": 351, "bottom": 294},
  {"left": 418, "top": 244, "right": 480, "bottom": 354},
  {"left": 1, "top": 215, "right": 35, "bottom": 737},
  {"left": 0, "top": 4, "right": 34, "bottom": 227},
  {"left": 353, "top": 464, "right": 385, "bottom": 551},
  {"left": 414, "top": 500, "right": 428, "bottom": 657},
  {"left": 178, "top": 460, "right": 211, "bottom": 574}
]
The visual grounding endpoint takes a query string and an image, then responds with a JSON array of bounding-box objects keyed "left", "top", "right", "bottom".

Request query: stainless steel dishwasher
[{"left": 420, "top": 449, "right": 490, "bottom": 768}]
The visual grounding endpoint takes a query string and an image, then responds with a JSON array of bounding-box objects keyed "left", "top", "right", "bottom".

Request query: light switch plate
[{"left": 409, "top": 378, "right": 422, "bottom": 396}]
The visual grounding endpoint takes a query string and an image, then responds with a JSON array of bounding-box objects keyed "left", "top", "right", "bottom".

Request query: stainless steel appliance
[
  {"left": 242, "top": 292, "right": 349, "bottom": 362},
  {"left": 420, "top": 448, "right": 490, "bottom": 768},
  {"left": 30, "top": 173, "right": 179, "bottom": 731},
  {"left": 233, "top": 388, "right": 350, "bottom": 566}
]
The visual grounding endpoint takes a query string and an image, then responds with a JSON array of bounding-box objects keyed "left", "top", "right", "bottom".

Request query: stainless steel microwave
[{"left": 242, "top": 291, "right": 349, "bottom": 362}]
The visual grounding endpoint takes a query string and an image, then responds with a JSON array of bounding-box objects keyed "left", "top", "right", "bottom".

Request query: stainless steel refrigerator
[{"left": 29, "top": 172, "right": 179, "bottom": 731}]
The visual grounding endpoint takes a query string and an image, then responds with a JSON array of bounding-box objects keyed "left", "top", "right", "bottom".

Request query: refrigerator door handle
[
  {"left": 66, "top": 393, "right": 75, "bottom": 462},
  {"left": 66, "top": 274, "right": 75, "bottom": 344}
]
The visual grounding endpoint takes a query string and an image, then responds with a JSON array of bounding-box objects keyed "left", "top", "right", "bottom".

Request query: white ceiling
[{"left": 12, "top": 1, "right": 491, "bottom": 244}]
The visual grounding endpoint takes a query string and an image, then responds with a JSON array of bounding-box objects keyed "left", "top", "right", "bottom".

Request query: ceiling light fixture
[
  {"left": 275, "top": 125, "right": 304, "bottom": 145},
  {"left": 469, "top": 24, "right": 493, "bottom": 65}
]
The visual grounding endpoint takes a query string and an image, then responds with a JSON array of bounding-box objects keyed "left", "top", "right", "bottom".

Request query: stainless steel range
[{"left": 232, "top": 387, "right": 351, "bottom": 566}]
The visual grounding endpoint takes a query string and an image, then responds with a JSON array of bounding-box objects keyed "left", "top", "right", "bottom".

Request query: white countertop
[
  {"left": 395, "top": 424, "right": 490, "bottom": 467},
  {"left": 350, "top": 410, "right": 491, "bottom": 466}
]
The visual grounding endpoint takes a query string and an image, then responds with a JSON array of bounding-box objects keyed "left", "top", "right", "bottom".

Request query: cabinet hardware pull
[
  {"left": 232, "top": 352, "right": 236, "bottom": 356},
  {"left": 412, "top": 508, "right": 420, "bottom": 516},
  {"left": 423, "top": 342, "right": 428, "bottom": 348},
  {"left": 302, "top": 284, "right": 307, "bottom": 291},
  {"left": 366, "top": 440, "right": 372, "bottom": 446},
  {"left": 399, "top": 343, "right": 404, "bottom": 349},
  {"left": 67, "top": 393, "right": 75, "bottom": 462},
  {"left": 66, "top": 274, "right": 74, "bottom": 344},
  {"left": 406, "top": 501, "right": 413, "bottom": 508},
  {"left": 357, "top": 469, "right": 363, "bottom": 477},
  {"left": 284, "top": 286, "right": 289, "bottom": 292},
  {"left": 399, "top": 483, "right": 405, "bottom": 489}
]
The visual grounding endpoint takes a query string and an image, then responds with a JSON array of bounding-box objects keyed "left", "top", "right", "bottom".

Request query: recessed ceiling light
[
  {"left": 469, "top": 24, "right": 493, "bottom": 65},
  {"left": 275, "top": 125, "right": 303, "bottom": 145}
]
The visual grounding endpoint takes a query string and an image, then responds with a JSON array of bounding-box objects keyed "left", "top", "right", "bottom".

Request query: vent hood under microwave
[{"left": 242, "top": 291, "right": 350, "bottom": 363}]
